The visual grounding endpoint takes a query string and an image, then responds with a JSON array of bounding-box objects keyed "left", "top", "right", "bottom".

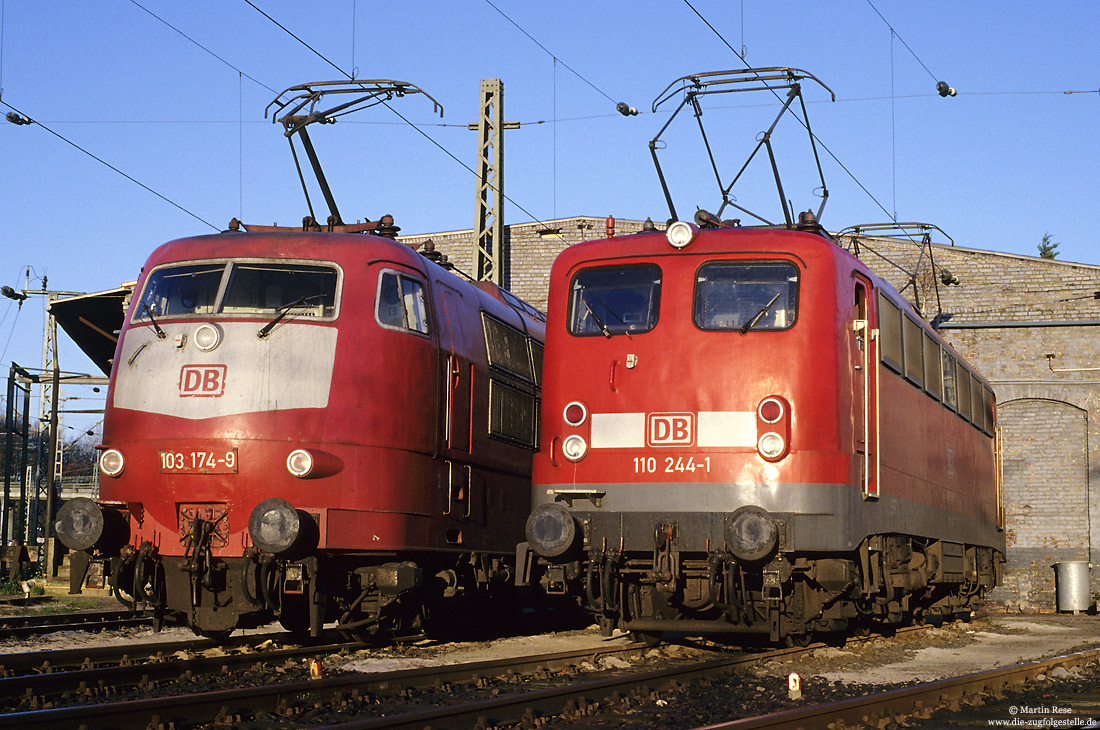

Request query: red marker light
[
  {"left": 564, "top": 401, "right": 588, "bottom": 426},
  {"left": 759, "top": 398, "right": 784, "bottom": 424}
]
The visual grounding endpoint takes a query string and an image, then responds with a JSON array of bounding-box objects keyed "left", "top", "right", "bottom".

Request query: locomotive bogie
[{"left": 526, "top": 224, "right": 1005, "bottom": 643}]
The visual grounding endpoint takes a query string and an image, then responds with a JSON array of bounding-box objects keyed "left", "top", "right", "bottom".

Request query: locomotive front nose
[
  {"left": 725, "top": 505, "right": 779, "bottom": 563},
  {"left": 526, "top": 503, "right": 578, "bottom": 558}
]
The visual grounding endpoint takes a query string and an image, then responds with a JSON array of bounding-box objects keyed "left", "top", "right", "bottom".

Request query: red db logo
[
  {"left": 179, "top": 365, "right": 227, "bottom": 397},
  {"left": 647, "top": 413, "right": 695, "bottom": 446}
]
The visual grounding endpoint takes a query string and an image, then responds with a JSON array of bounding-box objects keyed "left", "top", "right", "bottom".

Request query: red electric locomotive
[
  {"left": 55, "top": 223, "right": 545, "bottom": 638},
  {"left": 520, "top": 216, "right": 1004, "bottom": 644}
]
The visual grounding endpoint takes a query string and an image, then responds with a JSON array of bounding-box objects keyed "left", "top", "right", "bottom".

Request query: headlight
[
  {"left": 286, "top": 449, "right": 314, "bottom": 477},
  {"left": 561, "top": 434, "right": 588, "bottom": 462},
  {"left": 666, "top": 221, "right": 697, "bottom": 249},
  {"left": 99, "top": 448, "right": 125, "bottom": 477},
  {"left": 757, "top": 432, "right": 785, "bottom": 459},
  {"left": 193, "top": 323, "right": 222, "bottom": 351},
  {"left": 525, "top": 503, "right": 577, "bottom": 558}
]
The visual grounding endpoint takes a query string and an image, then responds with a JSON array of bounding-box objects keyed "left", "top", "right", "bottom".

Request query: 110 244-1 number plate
[{"left": 159, "top": 449, "right": 238, "bottom": 474}]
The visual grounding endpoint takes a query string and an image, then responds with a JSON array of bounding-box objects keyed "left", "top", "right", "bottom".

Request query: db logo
[
  {"left": 647, "top": 413, "right": 695, "bottom": 446},
  {"left": 179, "top": 364, "right": 227, "bottom": 397}
]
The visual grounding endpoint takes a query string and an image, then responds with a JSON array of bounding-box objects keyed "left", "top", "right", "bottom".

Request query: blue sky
[{"left": 1, "top": 1, "right": 1098, "bottom": 432}]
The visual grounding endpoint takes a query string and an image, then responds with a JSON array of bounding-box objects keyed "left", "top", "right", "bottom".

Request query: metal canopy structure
[
  {"left": 649, "top": 67, "right": 835, "bottom": 228},
  {"left": 48, "top": 287, "right": 131, "bottom": 376}
]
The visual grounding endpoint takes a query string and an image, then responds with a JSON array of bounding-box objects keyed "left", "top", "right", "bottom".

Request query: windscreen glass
[
  {"left": 136, "top": 263, "right": 224, "bottom": 319},
  {"left": 134, "top": 261, "right": 339, "bottom": 321},
  {"left": 693, "top": 261, "right": 799, "bottom": 331},
  {"left": 220, "top": 263, "right": 337, "bottom": 317},
  {"left": 568, "top": 265, "right": 661, "bottom": 336}
]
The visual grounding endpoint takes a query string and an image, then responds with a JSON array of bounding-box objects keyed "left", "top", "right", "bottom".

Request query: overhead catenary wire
[
  {"left": 130, "top": 0, "right": 277, "bottom": 94},
  {"left": 681, "top": 0, "right": 897, "bottom": 223},
  {"left": 0, "top": 98, "right": 220, "bottom": 231},
  {"left": 864, "top": 0, "right": 940, "bottom": 83},
  {"left": 482, "top": 0, "right": 618, "bottom": 106},
  {"left": 243, "top": 0, "right": 574, "bottom": 242}
]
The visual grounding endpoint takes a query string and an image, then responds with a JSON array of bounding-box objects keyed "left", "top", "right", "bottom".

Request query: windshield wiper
[
  {"left": 580, "top": 292, "right": 638, "bottom": 339},
  {"left": 257, "top": 294, "right": 327, "bottom": 339},
  {"left": 740, "top": 293, "right": 781, "bottom": 334},
  {"left": 581, "top": 299, "right": 614, "bottom": 339},
  {"left": 142, "top": 303, "right": 168, "bottom": 340}
]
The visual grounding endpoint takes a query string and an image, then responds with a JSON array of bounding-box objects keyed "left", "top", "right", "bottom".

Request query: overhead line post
[{"left": 469, "top": 79, "right": 519, "bottom": 287}]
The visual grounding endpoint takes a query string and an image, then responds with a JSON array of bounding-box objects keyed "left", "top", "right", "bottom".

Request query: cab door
[
  {"left": 852, "top": 277, "right": 879, "bottom": 498},
  {"left": 435, "top": 282, "right": 472, "bottom": 454},
  {"left": 433, "top": 281, "right": 475, "bottom": 520}
]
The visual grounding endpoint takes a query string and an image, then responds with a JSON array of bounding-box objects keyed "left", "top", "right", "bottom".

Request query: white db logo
[{"left": 647, "top": 413, "right": 694, "bottom": 446}]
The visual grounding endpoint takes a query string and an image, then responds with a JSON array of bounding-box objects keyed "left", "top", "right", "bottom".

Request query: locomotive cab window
[
  {"left": 376, "top": 270, "right": 430, "bottom": 335},
  {"left": 135, "top": 260, "right": 340, "bottom": 322},
  {"left": 136, "top": 263, "right": 224, "bottom": 319},
  {"left": 694, "top": 261, "right": 799, "bottom": 331},
  {"left": 568, "top": 265, "right": 661, "bottom": 336},
  {"left": 220, "top": 263, "right": 338, "bottom": 317}
]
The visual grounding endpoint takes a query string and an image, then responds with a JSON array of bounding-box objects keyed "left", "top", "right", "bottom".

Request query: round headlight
[
  {"left": 563, "top": 401, "right": 588, "bottom": 427},
  {"left": 99, "top": 448, "right": 125, "bottom": 477},
  {"left": 561, "top": 434, "right": 588, "bottom": 462},
  {"left": 193, "top": 323, "right": 222, "bottom": 352},
  {"left": 666, "top": 221, "right": 697, "bottom": 249},
  {"left": 757, "top": 432, "right": 785, "bottom": 459},
  {"left": 525, "top": 503, "right": 577, "bottom": 558},
  {"left": 725, "top": 505, "right": 779, "bottom": 563},
  {"left": 286, "top": 449, "right": 314, "bottom": 478}
]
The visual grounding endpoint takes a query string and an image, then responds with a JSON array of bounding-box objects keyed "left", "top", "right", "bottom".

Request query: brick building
[{"left": 406, "top": 217, "right": 1100, "bottom": 612}]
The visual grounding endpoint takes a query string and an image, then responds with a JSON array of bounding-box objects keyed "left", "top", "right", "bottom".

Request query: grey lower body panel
[{"left": 535, "top": 481, "right": 1005, "bottom": 554}]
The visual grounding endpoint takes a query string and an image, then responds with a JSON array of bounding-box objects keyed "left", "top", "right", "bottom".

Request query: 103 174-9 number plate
[{"left": 159, "top": 449, "right": 238, "bottom": 474}]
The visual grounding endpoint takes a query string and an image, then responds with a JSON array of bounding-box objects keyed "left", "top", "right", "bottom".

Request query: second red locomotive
[
  {"left": 56, "top": 223, "right": 544, "bottom": 638},
  {"left": 520, "top": 216, "right": 1004, "bottom": 644}
]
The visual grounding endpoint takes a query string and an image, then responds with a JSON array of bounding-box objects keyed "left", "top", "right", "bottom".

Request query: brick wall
[
  {"left": 403, "top": 221, "right": 1100, "bottom": 612},
  {"left": 401, "top": 216, "right": 656, "bottom": 311}
]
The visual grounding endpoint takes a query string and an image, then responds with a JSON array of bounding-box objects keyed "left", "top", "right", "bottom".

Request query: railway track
[
  {"left": 3, "top": 620, "right": 1097, "bottom": 729},
  {"left": 0, "top": 634, "right": 354, "bottom": 708},
  {"left": 0, "top": 626, "right": 928, "bottom": 729},
  {"left": 691, "top": 647, "right": 1100, "bottom": 729},
  {"left": 0, "top": 609, "right": 152, "bottom": 639},
  {"left": 0, "top": 638, "right": 654, "bottom": 729}
]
